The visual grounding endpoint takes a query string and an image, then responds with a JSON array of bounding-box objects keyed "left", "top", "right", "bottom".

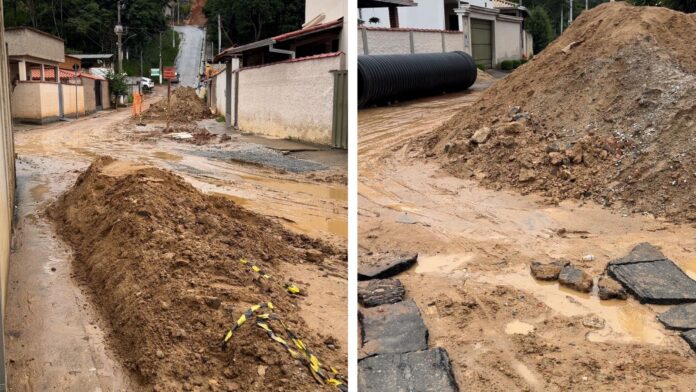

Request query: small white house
[{"left": 359, "top": 0, "right": 533, "bottom": 68}]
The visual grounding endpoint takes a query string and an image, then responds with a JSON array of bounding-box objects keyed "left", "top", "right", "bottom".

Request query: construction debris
[
  {"left": 558, "top": 265, "right": 593, "bottom": 293},
  {"left": 144, "top": 87, "right": 214, "bottom": 122},
  {"left": 48, "top": 157, "right": 345, "bottom": 391},
  {"left": 425, "top": 2, "right": 696, "bottom": 223},
  {"left": 607, "top": 243, "right": 696, "bottom": 304},
  {"left": 358, "top": 348, "right": 459, "bottom": 392},
  {"left": 530, "top": 260, "right": 569, "bottom": 281},
  {"left": 360, "top": 299, "right": 428, "bottom": 356},
  {"left": 658, "top": 303, "right": 696, "bottom": 330},
  {"left": 358, "top": 279, "right": 405, "bottom": 307},
  {"left": 597, "top": 275, "right": 627, "bottom": 300},
  {"left": 358, "top": 253, "right": 418, "bottom": 280}
]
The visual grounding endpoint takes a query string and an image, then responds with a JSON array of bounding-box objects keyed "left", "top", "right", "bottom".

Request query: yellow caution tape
[
  {"left": 239, "top": 258, "right": 271, "bottom": 280},
  {"left": 222, "top": 307, "right": 347, "bottom": 391},
  {"left": 284, "top": 283, "right": 301, "bottom": 295}
]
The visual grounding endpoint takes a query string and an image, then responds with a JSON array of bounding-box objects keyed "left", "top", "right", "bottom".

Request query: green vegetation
[
  {"left": 500, "top": 60, "right": 514, "bottom": 71},
  {"left": 3, "top": 0, "right": 171, "bottom": 64},
  {"left": 203, "top": 0, "right": 305, "bottom": 47},
  {"left": 122, "top": 27, "right": 180, "bottom": 80},
  {"left": 512, "top": 59, "right": 522, "bottom": 69},
  {"left": 476, "top": 63, "right": 487, "bottom": 71},
  {"left": 626, "top": 0, "right": 696, "bottom": 12},
  {"left": 216, "top": 115, "right": 225, "bottom": 123},
  {"left": 526, "top": 6, "right": 555, "bottom": 53},
  {"left": 105, "top": 69, "right": 128, "bottom": 105}
]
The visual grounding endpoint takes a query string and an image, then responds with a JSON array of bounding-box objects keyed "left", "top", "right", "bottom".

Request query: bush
[
  {"left": 105, "top": 69, "right": 129, "bottom": 97},
  {"left": 216, "top": 115, "right": 225, "bottom": 123},
  {"left": 512, "top": 60, "right": 522, "bottom": 69},
  {"left": 500, "top": 60, "right": 514, "bottom": 70},
  {"left": 476, "top": 63, "right": 486, "bottom": 71},
  {"left": 527, "top": 6, "right": 555, "bottom": 53}
]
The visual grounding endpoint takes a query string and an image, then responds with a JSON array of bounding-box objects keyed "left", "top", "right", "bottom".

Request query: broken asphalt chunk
[
  {"left": 358, "top": 253, "right": 418, "bottom": 281},
  {"left": 658, "top": 303, "right": 696, "bottom": 330},
  {"left": 360, "top": 299, "right": 428, "bottom": 356},
  {"left": 681, "top": 329, "right": 696, "bottom": 352},
  {"left": 558, "top": 265, "right": 593, "bottom": 293},
  {"left": 358, "top": 279, "right": 405, "bottom": 308},
  {"left": 358, "top": 347, "right": 459, "bottom": 392},
  {"left": 607, "top": 244, "right": 696, "bottom": 304}
]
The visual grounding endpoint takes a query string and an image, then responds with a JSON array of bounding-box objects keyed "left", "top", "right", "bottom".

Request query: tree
[
  {"left": 204, "top": 0, "right": 305, "bottom": 47},
  {"left": 627, "top": 0, "right": 696, "bottom": 12},
  {"left": 526, "top": 6, "right": 555, "bottom": 53}
]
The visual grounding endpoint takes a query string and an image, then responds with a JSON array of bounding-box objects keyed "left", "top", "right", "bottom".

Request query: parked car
[
  {"left": 141, "top": 77, "right": 155, "bottom": 92},
  {"left": 171, "top": 72, "right": 180, "bottom": 84}
]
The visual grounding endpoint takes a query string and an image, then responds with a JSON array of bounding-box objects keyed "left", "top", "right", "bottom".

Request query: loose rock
[
  {"left": 358, "top": 279, "right": 405, "bottom": 307},
  {"left": 597, "top": 275, "right": 627, "bottom": 300},
  {"left": 530, "top": 260, "right": 569, "bottom": 281},
  {"left": 558, "top": 265, "right": 593, "bottom": 293}
]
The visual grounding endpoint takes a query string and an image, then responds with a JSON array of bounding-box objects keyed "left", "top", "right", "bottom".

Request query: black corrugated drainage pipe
[{"left": 358, "top": 51, "right": 478, "bottom": 107}]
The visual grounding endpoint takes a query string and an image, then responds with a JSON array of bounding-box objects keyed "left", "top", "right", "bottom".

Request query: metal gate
[
  {"left": 471, "top": 19, "right": 493, "bottom": 69},
  {"left": 331, "top": 69, "right": 347, "bottom": 149}
]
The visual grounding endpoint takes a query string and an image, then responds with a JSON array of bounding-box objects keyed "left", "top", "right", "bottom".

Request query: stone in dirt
[
  {"left": 530, "top": 260, "right": 569, "bottom": 281},
  {"left": 470, "top": 127, "right": 491, "bottom": 144},
  {"left": 358, "top": 347, "right": 459, "bottom": 392},
  {"left": 607, "top": 244, "right": 696, "bottom": 304},
  {"left": 358, "top": 253, "right": 418, "bottom": 281},
  {"left": 558, "top": 265, "right": 593, "bottom": 293},
  {"left": 358, "top": 279, "right": 405, "bottom": 307},
  {"left": 597, "top": 275, "right": 627, "bottom": 300},
  {"left": 360, "top": 299, "right": 428, "bottom": 356},
  {"left": 658, "top": 303, "right": 696, "bottom": 330}
]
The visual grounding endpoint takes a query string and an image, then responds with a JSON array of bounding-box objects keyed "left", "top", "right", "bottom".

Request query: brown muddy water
[{"left": 8, "top": 100, "right": 347, "bottom": 390}]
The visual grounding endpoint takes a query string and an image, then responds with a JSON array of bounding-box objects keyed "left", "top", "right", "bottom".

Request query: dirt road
[
  {"left": 173, "top": 25, "right": 205, "bottom": 87},
  {"left": 359, "top": 80, "right": 696, "bottom": 390},
  {"left": 6, "top": 91, "right": 347, "bottom": 390}
]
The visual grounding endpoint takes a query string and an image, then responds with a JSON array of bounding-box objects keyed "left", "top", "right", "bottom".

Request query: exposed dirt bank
[
  {"left": 48, "top": 157, "right": 346, "bottom": 391},
  {"left": 423, "top": 3, "right": 696, "bottom": 223}
]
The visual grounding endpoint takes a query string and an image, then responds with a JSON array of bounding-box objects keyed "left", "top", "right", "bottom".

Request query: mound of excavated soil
[
  {"left": 424, "top": 3, "right": 696, "bottom": 223},
  {"left": 144, "top": 87, "right": 214, "bottom": 122},
  {"left": 48, "top": 157, "right": 346, "bottom": 391}
]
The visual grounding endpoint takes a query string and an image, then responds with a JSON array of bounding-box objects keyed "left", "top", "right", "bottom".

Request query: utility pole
[
  {"left": 586, "top": 0, "right": 588, "bottom": 10},
  {"left": 177, "top": 0, "right": 180, "bottom": 24},
  {"left": 159, "top": 32, "right": 163, "bottom": 84},
  {"left": 569, "top": 0, "right": 573, "bottom": 23},
  {"left": 140, "top": 50, "right": 143, "bottom": 77},
  {"left": 218, "top": 14, "right": 221, "bottom": 54},
  {"left": 560, "top": 7, "right": 564, "bottom": 34},
  {"left": 172, "top": 29, "right": 175, "bottom": 48},
  {"left": 115, "top": 1, "right": 124, "bottom": 73}
]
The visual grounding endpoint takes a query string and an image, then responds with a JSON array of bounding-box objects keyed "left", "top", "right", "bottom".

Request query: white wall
[
  {"left": 360, "top": 0, "right": 446, "bottom": 29},
  {"left": 210, "top": 54, "right": 343, "bottom": 145},
  {"left": 494, "top": 17, "right": 523, "bottom": 63},
  {"left": 359, "top": 28, "right": 465, "bottom": 55}
]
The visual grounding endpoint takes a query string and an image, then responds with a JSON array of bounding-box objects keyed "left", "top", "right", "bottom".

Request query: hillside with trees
[{"left": 203, "top": 0, "right": 305, "bottom": 48}]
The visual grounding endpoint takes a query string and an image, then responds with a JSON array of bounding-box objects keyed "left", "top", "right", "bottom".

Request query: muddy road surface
[
  {"left": 359, "top": 79, "right": 696, "bottom": 391},
  {"left": 7, "top": 91, "right": 347, "bottom": 390}
]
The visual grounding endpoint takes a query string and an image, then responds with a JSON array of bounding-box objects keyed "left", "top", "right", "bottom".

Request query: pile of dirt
[
  {"left": 48, "top": 157, "right": 346, "bottom": 391},
  {"left": 144, "top": 87, "right": 214, "bottom": 123},
  {"left": 424, "top": 3, "right": 696, "bottom": 223}
]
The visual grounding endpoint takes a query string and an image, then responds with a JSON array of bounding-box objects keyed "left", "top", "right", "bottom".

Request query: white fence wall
[
  {"left": 210, "top": 53, "right": 343, "bottom": 145},
  {"left": 359, "top": 27, "right": 465, "bottom": 55}
]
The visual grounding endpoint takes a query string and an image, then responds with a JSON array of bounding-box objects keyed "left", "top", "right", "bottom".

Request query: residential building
[
  {"left": 359, "top": 0, "right": 533, "bottom": 68},
  {"left": 208, "top": 0, "right": 347, "bottom": 148},
  {"left": 6, "top": 27, "right": 109, "bottom": 124}
]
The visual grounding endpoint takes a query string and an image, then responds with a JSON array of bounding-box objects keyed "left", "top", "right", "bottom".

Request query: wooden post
[{"left": 166, "top": 80, "right": 171, "bottom": 131}]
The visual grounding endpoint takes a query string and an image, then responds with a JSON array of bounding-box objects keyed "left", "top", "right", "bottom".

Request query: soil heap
[
  {"left": 425, "top": 3, "right": 696, "bottom": 222},
  {"left": 48, "top": 157, "right": 346, "bottom": 391},
  {"left": 144, "top": 87, "right": 214, "bottom": 122}
]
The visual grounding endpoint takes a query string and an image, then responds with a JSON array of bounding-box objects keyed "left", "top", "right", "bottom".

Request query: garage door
[{"left": 471, "top": 19, "right": 493, "bottom": 69}]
